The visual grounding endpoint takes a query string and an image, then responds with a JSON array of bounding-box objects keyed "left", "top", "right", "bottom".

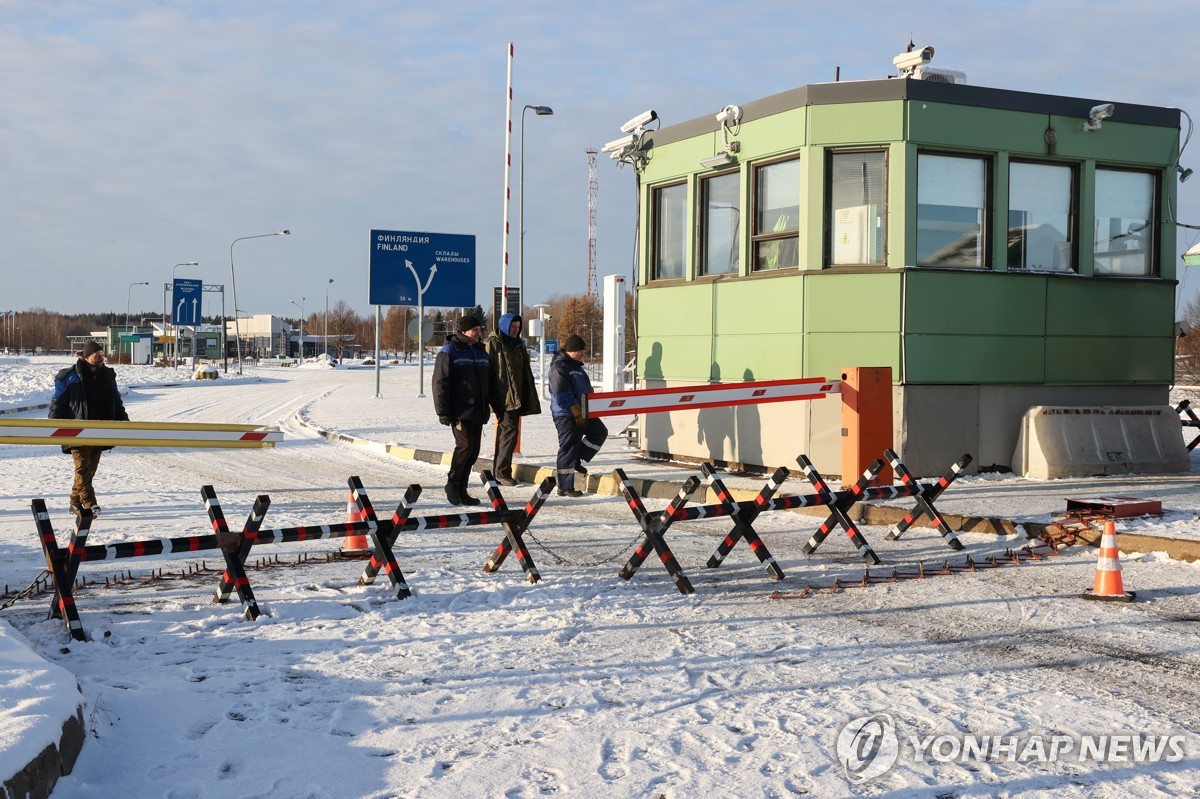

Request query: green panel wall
[
  {"left": 1045, "top": 279, "right": 1176, "bottom": 338},
  {"left": 1047, "top": 336, "right": 1174, "bottom": 383},
  {"left": 806, "top": 272, "right": 902, "bottom": 332},
  {"left": 805, "top": 272, "right": 901, "bottom": 379},
  {"left": 905, "top": 334, "right": 1045, "bottom": 383},
  {"left": 806, "top": 332, "right": 900, "bottom": 381},
  {"left": 908, "top": 103, "right": 1047, "bottom": 153},
  {"left": 904, "top": 271, "right": 1047, "bottom": 335},
  {"left": 808, "top": 101, "right": 904, "bottom": 145}
]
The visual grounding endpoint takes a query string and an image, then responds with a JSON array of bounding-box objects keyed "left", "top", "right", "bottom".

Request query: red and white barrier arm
[
  {"left": 583, "top": 377, "right": 840, "bottom": 419},
  {"left": 0, "top": 419, "right": 283, "bottom": 448}
]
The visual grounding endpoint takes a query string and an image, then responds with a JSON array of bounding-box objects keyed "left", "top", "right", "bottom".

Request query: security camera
[
  {"left": 892, "top": 45, "right": 934, "bottom": 73},
  {"left": 600, "top": 133, "right": 634, "bottom": 154},
  {"left": 715, "top": 104, "right": 742, "bottom": 126},
  {"left": 1083, "top": 102, "right": 1116, "bottom": 131},
  {"left": 619, "top": 109, "right": 658, "bottom": 134}
]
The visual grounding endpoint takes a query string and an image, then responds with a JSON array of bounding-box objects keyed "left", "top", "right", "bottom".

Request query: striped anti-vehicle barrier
[
  {"left": 614, "top": 469, "right": 699, "bottom": 595},
  {"left": 31, "top": 473, "right": 559, "bottom": 640},
  {"left": 1, "top": 418, "right": 283, "bottom": 448},
  {"left": 582, "top": 377, "right": 839, "bottom": 419},
  {"left": 616, "top": 451, "right": 974, "bottom": 583},
  {"left": 881, "top": 449, "right": 972, "bottom": 549},
  {"left": 1174, "top": 399, "right": 1200, "bottom": 451}
]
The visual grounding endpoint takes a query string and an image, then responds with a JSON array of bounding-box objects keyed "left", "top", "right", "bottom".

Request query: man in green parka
[{"left": 485, "top": 312, "right": 542, "bottom": 486}]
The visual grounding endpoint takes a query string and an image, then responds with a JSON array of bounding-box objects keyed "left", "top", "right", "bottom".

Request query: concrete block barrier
[{"left": 1012, "top": 405, "right": 1189, "bottom": 478}]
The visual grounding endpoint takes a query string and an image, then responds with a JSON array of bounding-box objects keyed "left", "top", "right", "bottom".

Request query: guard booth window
[
  {"left": 652, "top": 182, "right": 687, "bottom": 280},
  {"left": 700, "top": 171, "right": 741, "bottom": 276},
  {"left": 1094, "top": 167, "right": 1156, "bottom": 276},
  {"left": 916, "top": 152, "right": 989, "bottom": 268},
  {"left": 1008, "top": 161, "right": 1077, "bottom": 272},
  {"left": 829, "top": 150, "right": 887, "bottom": 266},
  {"left": 752, "top": 158, "right": 800, "bottom": 271}
]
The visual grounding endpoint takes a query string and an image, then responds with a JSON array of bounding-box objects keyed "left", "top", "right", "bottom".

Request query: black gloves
[{"left": 438, "top": 415, "right": 451, "bottom": 426}]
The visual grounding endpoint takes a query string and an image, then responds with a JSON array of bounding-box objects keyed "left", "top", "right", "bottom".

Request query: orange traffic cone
[
  {"left": 1081, "top": 521, "right": 1135, "bottom": 602},
  {"left": 342, "top": 491, "right": 373, "bottom": 557}
]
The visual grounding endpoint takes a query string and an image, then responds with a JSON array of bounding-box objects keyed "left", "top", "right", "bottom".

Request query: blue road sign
[
  {"left": 172, "top": 279, "right": 203, "bottom": 326},
  {"left": 368, "top": 229, "right": 476, "bottom": 307},
  {"left": 544, "top": 340, "right": 559, "bottom": 354}
]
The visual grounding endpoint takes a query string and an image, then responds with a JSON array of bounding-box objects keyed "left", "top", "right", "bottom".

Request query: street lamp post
[
  {"left": 126, "top": 281, "right": 149, "bottom": 364},
  {"left": 324, "top": 278, "right": 334, "bottom": 359},
  {"left": 290, "top": 298, "right": 305, "bottom": 361},
  {"left": 230, "top": 230, "right": 290, "bottom": 375},
  {"left": 519, "top": 104, "right": 554, "bottom": 320},
  {"left": 171, "top": 261, "right": 198, "bottom": 368}
]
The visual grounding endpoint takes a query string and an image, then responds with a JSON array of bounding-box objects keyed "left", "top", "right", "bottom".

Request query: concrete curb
[{"left": 293, "top": 411, "right": 1200, "bottom": 563}]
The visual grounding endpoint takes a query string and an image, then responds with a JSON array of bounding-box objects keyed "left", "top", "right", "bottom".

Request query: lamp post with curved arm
[
  {"left": 519, "top": 104, "right": 554, "bottom": 319},
  {"left": 230, "top": 230, "right": 290, "bottom": 374}
]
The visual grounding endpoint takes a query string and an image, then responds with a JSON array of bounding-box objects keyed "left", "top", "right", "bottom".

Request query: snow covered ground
[{"left": 1, "top": 355, "right": 1199, "bottom": 798}]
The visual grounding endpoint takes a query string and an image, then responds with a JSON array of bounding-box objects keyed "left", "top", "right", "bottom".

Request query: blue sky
[{"left": 1, "top": 1, "right": 1198, "bottom": 319}]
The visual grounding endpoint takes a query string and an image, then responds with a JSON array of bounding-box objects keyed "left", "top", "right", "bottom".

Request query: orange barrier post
[
  {"left": 342, "top": 491, "right": 372, "bottom": 557},
  {"left": 1081, "top": 521, "right": 1135, "bottom": 602},
  {"left": 840, "top": 367, "right": 893, "bottom": 487}
]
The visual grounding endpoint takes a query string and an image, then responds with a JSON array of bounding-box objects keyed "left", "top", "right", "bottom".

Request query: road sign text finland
[
  {"left": 172, "top": 279, "right": 203, "bottom": 326},
  {"left": 369, "top": 230, "right": 476, "bottom": 307}
]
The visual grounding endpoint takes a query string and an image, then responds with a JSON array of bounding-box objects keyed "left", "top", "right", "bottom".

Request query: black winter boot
[
  {"left": 445, "top": 483, "right": 463, "bottom": 506},
  {"left": 459, "top": 488, "right": 482, "bottom": 506}
]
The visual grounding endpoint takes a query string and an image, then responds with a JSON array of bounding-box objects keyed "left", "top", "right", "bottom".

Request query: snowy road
[{"left": 1, "top": 368, "right": 1198, "bottom": 797}]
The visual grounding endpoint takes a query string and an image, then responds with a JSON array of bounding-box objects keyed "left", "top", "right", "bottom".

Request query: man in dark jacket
[
  {"left": 49, "top": 341, "right": 129, "bottom": 516},
  {"left": 484, "top": 312, "right": 541, "bottom": 486},
  {"left": 433, "top": 315, "right": 503, "bottom": 506},
  {"left": 549, "top": 334, "right": 607, "bottom": 497}
]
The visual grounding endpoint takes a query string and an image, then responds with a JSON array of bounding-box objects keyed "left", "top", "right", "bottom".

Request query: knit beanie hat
[
  {"left": 80, "top": 341, "right": 104, "bottom": 357},
  {"left": 562, "top": 334, "right": 587, "bottom": 353},
  {"left": 457, "top": 315, "right": 483, "bottom": 332}
]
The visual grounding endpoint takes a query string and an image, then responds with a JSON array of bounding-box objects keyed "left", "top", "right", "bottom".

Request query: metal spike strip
[
  {"left": 201, "top": 485, "right": 262, "bottom": 621},
  {"left": 769, "top": 537, "right": 1067, "bottom": 599},
  {"left": 700, "top": 464, "right": 784, "bottom": 580},
  {"left": 347, "top": 476, "right": 410, "bottom": 599},
  {"left": 482, "top": 471, "right": 552, "bottom": 583},
  {"left": 798, "top": 456, "right": 883, "bottom": 565},
  {"left": 31, "top": 499, "right": 86, "bottom": 641},
  {"left": 883, "top": 450, "right": 972, "bottom": 550},
  {"left": 359, "top": 483, "right": 422, "bottom": 587},
  {"left": 614, "top": 470, "right": 696, "bottom": 595}
]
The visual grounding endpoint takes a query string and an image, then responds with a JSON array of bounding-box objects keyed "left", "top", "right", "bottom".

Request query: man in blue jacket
[
  {"left": 549, "top": 334, "right": 607, "bottom": 497},
  {"left": 49, "top": 341, "right": 129, "bottom": 516},
  {"left": 433, "top": 315, "right": 503, "bottom": 506}
]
